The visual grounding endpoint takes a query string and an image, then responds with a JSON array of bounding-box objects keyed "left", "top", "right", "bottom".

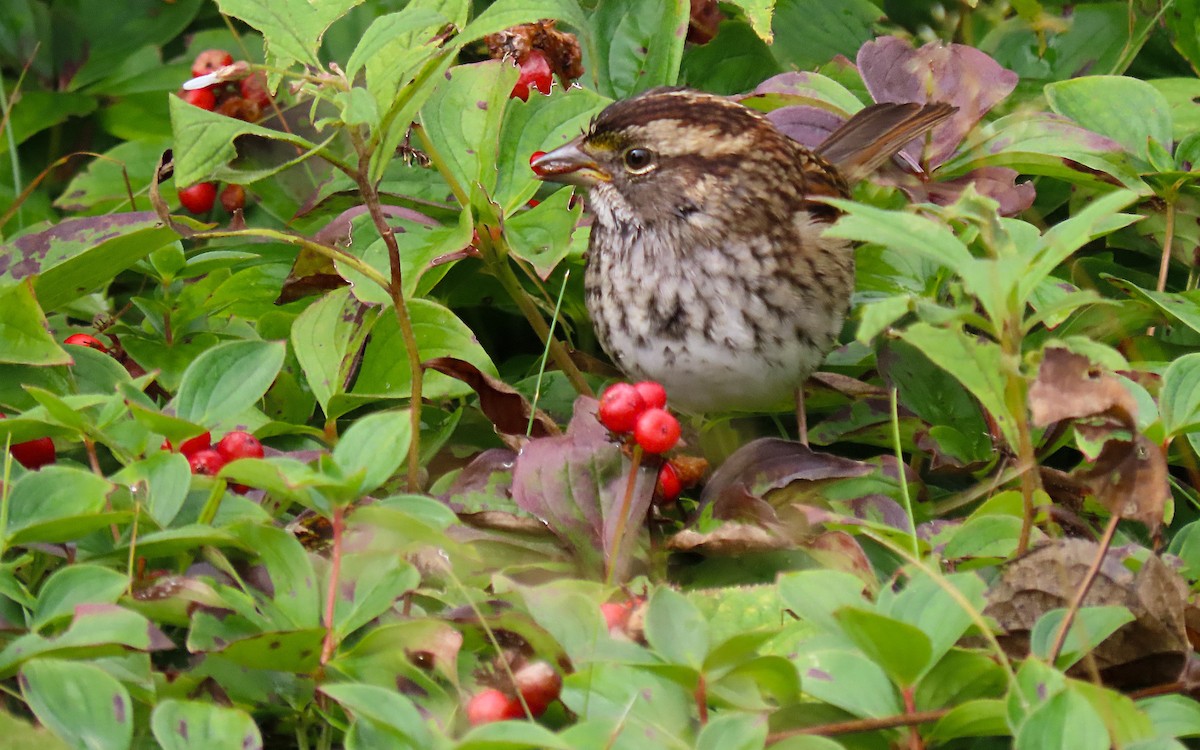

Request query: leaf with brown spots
[{"left": 1029, "top": 348, "right": 1138, "bottom": 429}]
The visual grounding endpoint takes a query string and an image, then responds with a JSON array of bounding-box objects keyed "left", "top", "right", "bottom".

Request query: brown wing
[{"left": 816, "top": 102, "right": 956, "bottom": 181}]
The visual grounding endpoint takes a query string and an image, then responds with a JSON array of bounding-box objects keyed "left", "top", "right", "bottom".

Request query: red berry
[
  {"left": 220, "top": 184, "right": 246, "bottom": 213},
  {"left": 598, "top": 383, "right": 646, "bottom": 434},
  {"left": 466, "top": 688, "right": 522, "bottom": 725},
  {"left": 511, "top": 49, "right": 552, "bottom": 101},
  {"left": 656, "top": 461, "right": 682, "bottom": 504},
  {"left": 187, "top": 448, "right": 226, "bottom": 476},
  {"left": 64, "top": 333, "right": 108, "bottom": 353},
  {"left": 192, "top": 49, "right": 233, "bottom": 78},
  {"left": 513, "top": 661, "right": 561, "bottom": 717},
  {"left": 164, "top": 431, "right": 211, "bottom": 457},
  {"left": 601, "top": 601, "right": 632, "bottom": 631},
  {"left": 239, "top": 72, "right": 271, "bottom": 109},
  {"left": 633, "top": 381, "right": 667, "bottom": 410},
  {"left": 216, "top": 430, "right": 264, "bottom": 462},
  {"left": 178, "top": 182, "right": 217, "bottom": 214},
  {"left": 633, "top": 408, "right": 680, "bottom": 454},
  {"left": 11, "top": 436, "right": 55, "bottom": 470},
  {"left": 181, "top": 88, "right": 216, "bottom": 111}
]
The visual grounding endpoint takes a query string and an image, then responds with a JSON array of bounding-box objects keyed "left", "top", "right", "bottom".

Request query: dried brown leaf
[
  {"left": 985, "top": 539, "right": 1188, "bottom": 688},
  {"left": 1029, "top": 348, "right": 1137, "bottom": 428},
  {"left": 424, "top": 357, "right": 559, "bottom": 438}
]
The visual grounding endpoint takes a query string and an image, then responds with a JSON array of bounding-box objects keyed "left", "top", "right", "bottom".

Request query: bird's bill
[{"left": 530, "top": 139, "right": 610, "bottom": 186}]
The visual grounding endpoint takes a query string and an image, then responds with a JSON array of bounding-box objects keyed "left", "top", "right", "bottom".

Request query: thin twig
[
  {"left": 605, "top": 445, "right": 643, "bottom": 585},
  {"left": 890, "top": 387, "right": 918, "bottom": 557},
  {"left": 1047, "top": 512, "right": 1121, "bottom": 665},
  {"left": 766, "top": 708, "right": 950, "bottom": 742}
]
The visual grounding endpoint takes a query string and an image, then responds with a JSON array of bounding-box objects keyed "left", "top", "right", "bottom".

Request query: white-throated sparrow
[{"left": 532, "top": 88, "right": 953, "bottom": 415}]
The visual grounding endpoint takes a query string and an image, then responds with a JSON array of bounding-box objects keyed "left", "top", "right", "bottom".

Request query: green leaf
[
  {"left": 321, "top": 683, "right": 432, "bottom": 747},
  {"left": 834, "top": 607, "right": 932, "bottom": 687},
  {"left": 168, "top": 96, "right": 324, "bottom": 187},
  {"left": 3, "top": 212, "right": 181, "bottom": 314},
  {"left": 504, "top": 188, "right": 583, "bottom": 278},
  {"left": 897, "top": 323, "right": 1017, "bottom": 449},
  {"left": 6, "top": 466, "right": 118, "bottom": 545},
  {"left": 590, "top": 0, "right": 688, "bottom": 98},
  {"left": 20, "top": 659, "right": 133, "bottom": 750},
  {"left": 1030, "top": 606, "right": 1135, "bottom": 670},
  {"left": 214, "top": 0, "right": 361, "bottom": 69},
  {"left": 0, "top": 280, "right": 71, "bottom": 365},
  {"left": 1162, "top": 353, "right": 1200, "bottom": 436},
  {"left": 420, "top": 60, "right": 516, "bottom": 203},
  {"left": 173, "top": 339, "right": 286, "bottom": 426},
  {"left": 333, "top": 554, "right": 418, "bottom": 639},
  {"left": 53, "top": 140, "right": 166, "bottom": 215},
  {"left": 0, "top": 709, "right": 71, "bottom": 750},
  {"left": 495, "top": 86, "right": 610, "bottom": 213},
  {"left": 0, "top": 605, "right": 169, "bottom": 677},
  {"left": 1015, "top": 687, "right": 1109, "bottom": 750},
  {"left": 881, "top": 571, "right": 987, "bottom": 671},
  {"left": 696, "top": 713, "right": 768, "bottom": 750},
  {"left": 231, "top": 524, "right": 320, "bottom": 629},
  {"left": 679, "top": 20, "right": 781, "bottom": 95},
  {"left": 331, "top": 409, "right": 413, "bottom": 497},
  {"left": 1138, "top": 694, "right": 1200, "bottom": 738},
  {"left": 793, "top": 647, "right": 901, "bottom": 718},
  {"left": 777, "top": 570, "right": 868, "bottom": 632},
  {"left": 1046, "top": 76, "right": 1172, "bottom": 165},
  {"left": 724, "top": 0, "right": 775, "bottom": 42},
  {"left": 345, "top": 299, "right": 497, "bottom": 404},
  {"left": 111, "top": 451, "right": 192, "bottom": 528},
  {"left": 644, "top": 587, "right": 709, "bottom": 669},
  {"left": 0, "top": 91, "right": 96, "bottom": 156},
  {"left": 151, "top": 700, "right": 262, "bottom": 750},
  {"left": 291, "top": 287, "right": 380, "bottom": 416},
  {"left": 457, "top": 720, "right": 572, "bottom": 749},
  {"left": 927, "top": 699, "right": 1010, "bottom": 742},
  {"left": 770, "top": 0, "right": 880, "bottom": 71},
  {"left": 32, "top": 565, "right": 128, "bottom": 631}
]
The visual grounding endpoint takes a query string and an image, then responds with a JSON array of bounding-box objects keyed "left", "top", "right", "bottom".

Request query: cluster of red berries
[
  {"left": 466, "top": 661, "right": 561, "bottom": 726},
  {"left": 163, "top": 430, "right": 263, "bottom": 492},
  {"left": 510, "top": 49, "right": 553, "bottom": 101},
  {"left": 598, "top": 381, "right": 686, "bottom": 503},
  {"left": 176, "top": 49, "right": 267, "bottom": 215}
]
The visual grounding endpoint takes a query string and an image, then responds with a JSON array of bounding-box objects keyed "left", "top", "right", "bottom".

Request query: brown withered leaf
[
  {"left": 424, "top": 357, "right": 559, "bottom": 438},
  {"left": 667, "top": 521, "right": 799, "bottom": 555},
  {"left": 805, "top": 530, "right": 875, "bottom": 584},
  {"left": 1029, "top": 348, "right": 1137, "bottom": 428},
  {"left": 985, "top": 539, "right": 1188, "bottom": 688},
  {"left": 483, "top": 20, "right": 584, "bottom": 82},
  {"left": 1077, "top": 432, "right": 1169, "bottom": 532}
]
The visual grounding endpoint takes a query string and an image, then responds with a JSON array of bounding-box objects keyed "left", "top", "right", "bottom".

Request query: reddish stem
[
  {"left": 902, "top": 686, "right": 924, "bottom": 750},
  {"left": 695, "top": 674, "right": 708, "bottom": 725},
  {"left": 320, "top": 505, "right": 346, "bottom": 664}
]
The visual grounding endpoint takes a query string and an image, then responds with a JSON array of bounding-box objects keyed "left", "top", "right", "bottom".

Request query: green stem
[
  {"left": 890, "top": 387, "right": 919, "bottom": 558},
  {"left": 605, "top": 445, "right": 643, "bottom": 585},
  {"left": 412, "top": 124, "right": 592, "bottom": 396},
  {"left": 1002, "top": 317, "right": 1038, "bottom": 556},
  {"left": 193, "top": 228, "right": 391, "bottom": 290},
  {"left": 528, "top": 270, "right": 570, "bottom": 435}
]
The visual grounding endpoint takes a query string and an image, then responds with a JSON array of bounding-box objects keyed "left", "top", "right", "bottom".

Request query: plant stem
[
  {"left": 605, "top": 445, "right": 643, "bottom": 585},
  {"left": 1047, "top": 512, "right": 1121, "bottom": 666},
  {"left": 411, "top": 123, "right": 591, "bottom": 396},
  {"left": 890, "top": 387, "right": 919, "bottom": 557},
  {"left": 1002, "top": 317, "right": 1038, "bottom": 556},
  {"left": 349, "top": 129, "right": 424, "bottom": 491},
  {"left": 528, "top": 270, "right": 570, "bottom": 435},
  {"left": 766, "top": 708, "right": 950, "bottom": 742},
  {"left": 194, "top": 228, "right": 391, "bottom": 290},
  {"left": 320, "top": 505, "right": 346, "bottom": 665}
]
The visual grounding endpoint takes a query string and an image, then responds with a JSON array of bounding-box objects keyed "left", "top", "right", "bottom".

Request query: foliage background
[{"left": 5, "top": 0, "right": 1200, "bottom": 748}]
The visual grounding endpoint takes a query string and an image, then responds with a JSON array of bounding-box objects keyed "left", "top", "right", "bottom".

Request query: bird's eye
[{"left": 622, "top": 147, "right": 656, "bottom": 174}]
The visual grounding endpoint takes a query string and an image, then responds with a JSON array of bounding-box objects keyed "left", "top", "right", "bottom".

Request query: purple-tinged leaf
[
  {"left": 425, "top": 357, "right": 559, "bottom": 438},
  {"left": 767, "top": 105, "right": 847, "bottom": 150},
  {"left": 857, "top": 37, "right": 1018, "bottom": 169},
  {"left": 699, "top": 438, "right": 873, "bottom": 520},
  {"left": 511, "top": 397, "right": 655, "bottom": 579},
  {"left": 889, "top": 166, "right": 1035, "bottom": 216}
]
